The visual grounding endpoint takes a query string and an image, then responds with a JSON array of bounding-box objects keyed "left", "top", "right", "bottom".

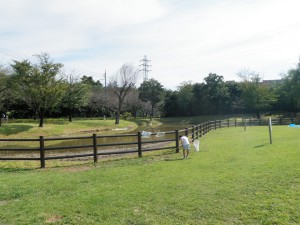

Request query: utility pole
[{"left": 139, "top": 55, "right": 151, "bottom": 82}]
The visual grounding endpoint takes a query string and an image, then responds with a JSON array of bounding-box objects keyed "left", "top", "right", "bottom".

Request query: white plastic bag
[
  {"left": 193, "top": 140, "right": 200, "bottom": 152},
  {"left": 141, "top": 131, "right": 152, "bottom": 138}
]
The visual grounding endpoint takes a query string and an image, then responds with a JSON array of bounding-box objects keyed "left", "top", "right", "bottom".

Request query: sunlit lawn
[
  {"left": 0, "top": 125, "right": 299, "bottom": 224},
  {"left": 0, "top": 119, "right": 138, "bottom": 138}
]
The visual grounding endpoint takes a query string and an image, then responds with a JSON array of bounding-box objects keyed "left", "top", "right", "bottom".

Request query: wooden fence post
[
  {"left": 235, "top": 118, "right": 237, "bottom": 127},
  {"left": 175, "top": 130, "right": 179, "bottom": 153},
  {"left": 268, "top": 118, "right": 272, "bottom": 144},
  {"left": 192, "top": 126, "right": 195, "bottom": 141},
  {"left": 93, "top": 133, "right": 98, "bottom": 163},
  {"left": 227, "top": 119, "right": 229, "bottom": 127},
  {"left": 215, "top": 120, "right": 217, "bottom": 130},
  {"left": 185, "top": 127, "right": 188, "bottom": 137},
  {"left": 137, "top": 131, "right": 142, "bottom": 157},
  {"left": 199, "top": 124, "right": 202, "bottom": 137},
  {"left": 196, "top": 125, "right": 199, "bottom": 139},
  {"left": 39, "top": 136, "right": 45, "bottom": 169}
]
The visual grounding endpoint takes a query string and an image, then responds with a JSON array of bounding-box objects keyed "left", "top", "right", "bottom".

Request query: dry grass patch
[
  {"left": 0, "top": 200, "right": 9, "bottom": 206},
  {"left": 46, "top": 215, "right": 64, "bottom": 223},
  {"left": 61, "top": 165, "right": 92, "bottom": 173}
]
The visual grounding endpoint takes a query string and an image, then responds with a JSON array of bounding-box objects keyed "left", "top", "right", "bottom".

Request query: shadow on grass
[
  {"left": 164, "top": 158, "right": 185, "bottom": 161},
  {"left": 0, "top": 124, "right": 34, "bottom": 135},
  {"left": 0, "top": 167, "right": 38, "bottom": 173},
  {"left": 0, "top": 160, "right": 94, "bottom": 172},
  {"left": 254, "top": 144, "right": 265, "bottom": 148}
]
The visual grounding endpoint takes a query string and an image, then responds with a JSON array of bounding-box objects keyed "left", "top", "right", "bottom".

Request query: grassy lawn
[
  {"left": 0, "top": 125, "right": 299, "bottom": 224},
  {"left": 0, "top": 119, "right": 139, "bottom": 138}
]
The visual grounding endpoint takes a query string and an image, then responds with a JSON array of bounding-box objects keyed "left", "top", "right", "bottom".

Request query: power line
[{"left": 139, "top": 55, "right": 151, "bottom": 82}]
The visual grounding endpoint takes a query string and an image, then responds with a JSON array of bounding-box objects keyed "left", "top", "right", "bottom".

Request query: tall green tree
[
  {"left": 0, "top": 66, "right": 10, "bottom": 126},
  {"left": 204, "top": 73, "right": 229, "bottom": 115},
  {"left": 238, "top": 70, "right": 276, "bottom": 118},
  {"left": 191, "top": 82, "right": 213, "bottom": 115},
  {"left": 162, "top": 90, "right": 179, "bottom": 117},
  {"left": 11, "top": 53, "right": 66, "bottom": 127},
  {"left": 138, "top": 78, "right": 164, "bottom": 120},
  {"left": 282, "top": 59, "right": 300, "bottom": 112},
  {"left": 225, "top": 81, "right": 243, "bottom": 114},
  {"left": 60, "top": 75, "right": 90, "bottom": 122},
  {"left": 177, "top": 81, "right": 194, "bottom": 116},
  {"left": 81, "top": 75, "right": 102, "bottom": 87},
  {"left": 275, "top": 80, "right": 293, "bottom": 113}
]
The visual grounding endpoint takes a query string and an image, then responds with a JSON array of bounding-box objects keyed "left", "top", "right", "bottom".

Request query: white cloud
[{"left": 1, "top": 0, "right": 300, "bottom": 89}]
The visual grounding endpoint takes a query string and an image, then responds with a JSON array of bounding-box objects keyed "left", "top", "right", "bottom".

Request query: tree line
[{"left": 0, "top": 53, "right": 299, "bottom": 127}]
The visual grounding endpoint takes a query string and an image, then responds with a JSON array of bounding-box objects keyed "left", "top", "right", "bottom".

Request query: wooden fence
[{"left": 0, "top": 117, "right": 297, "bottom": 168}]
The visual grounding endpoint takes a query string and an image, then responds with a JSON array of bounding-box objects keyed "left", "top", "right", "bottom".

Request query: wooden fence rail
[{"left": 0, "top": 117, "right": 297, "bottom": 168}]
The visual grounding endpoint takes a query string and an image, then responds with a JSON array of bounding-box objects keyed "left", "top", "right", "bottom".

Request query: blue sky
[{"left": 1, "top": 0, "right": 300, "bottom": 89}]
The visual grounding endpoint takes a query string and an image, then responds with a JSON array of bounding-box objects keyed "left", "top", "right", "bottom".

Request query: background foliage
[{"left": 1, "top": 54, "right": 300, "bottom": 127}]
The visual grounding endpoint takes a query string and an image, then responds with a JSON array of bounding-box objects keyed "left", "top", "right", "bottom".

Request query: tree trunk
[
  {"left": 68, "top": 104, "right": 73, "bottom": 122},
  {"left": 39, "top": 109, "right": 45, "bottom": 127},
  {"left": 39, "top": 116, "right": 44, "bottom": 127},
  {"left": 150, "top": 104, "right": 154, "bottom": 121},
  {"left": 115, "top": 111, "right": 120, "bottom": 124},
  {"left": 256, "top": 110, "right": 261, "bottom": 119},
  {"left": 115, "top": 101, "right": 122, "bottom": 124}
]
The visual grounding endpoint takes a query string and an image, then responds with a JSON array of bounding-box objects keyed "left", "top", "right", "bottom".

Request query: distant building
[
  {"left": 225, "top": 79, "right": 283, "bottom": 85},
  {"left": 262, "top": 79, "right": 283, "bottom": 85},
  {"left": 225, "top": 80, "right": 236, "bottom": 84}
]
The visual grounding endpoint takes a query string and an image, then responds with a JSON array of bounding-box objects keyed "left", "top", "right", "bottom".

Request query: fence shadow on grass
[
  {"left": 0, "top": 124, "right": 34, "bottom": 135},
  {"left": 0, "top": 167, "right": 38, "bottom": 173},
  {"left": 164, "top": 158, "right": 185, "bottom": 162}
]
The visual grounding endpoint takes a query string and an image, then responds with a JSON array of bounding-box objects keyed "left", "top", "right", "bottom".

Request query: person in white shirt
[{"left": 179, "top": 135, "right": 192, "bottom": 159}]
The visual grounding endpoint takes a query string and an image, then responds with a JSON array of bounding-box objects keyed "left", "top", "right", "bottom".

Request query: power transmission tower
[{"left": 139, "top": 55, "right": 151, "bottom": 82}]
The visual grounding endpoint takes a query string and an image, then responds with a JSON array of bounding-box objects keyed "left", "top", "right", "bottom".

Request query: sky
[{"left": 1, "top": 0, "right": 300, "bottom": 90}]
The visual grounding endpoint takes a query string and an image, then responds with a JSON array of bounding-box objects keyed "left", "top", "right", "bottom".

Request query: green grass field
[
  {"left": 0, "top": 119, "right": 139, "bottom": 138},
  {"left": 0, "top": 125, "right": 299, "bottom": 224}
]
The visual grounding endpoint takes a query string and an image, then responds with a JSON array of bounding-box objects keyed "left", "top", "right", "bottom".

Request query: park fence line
[{"left": 0, "top": 117, "right": 297, "bottom": 168}]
